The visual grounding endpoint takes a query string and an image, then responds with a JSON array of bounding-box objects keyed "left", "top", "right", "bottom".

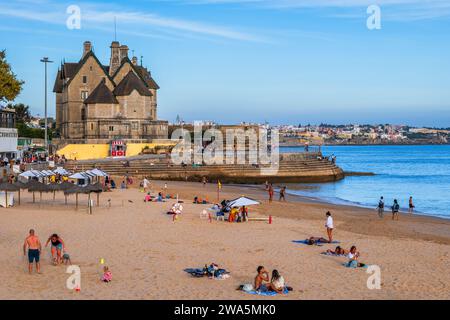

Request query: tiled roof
[
  {"left": 84, "top": 80, "right": 119, "bottom": 104},
  {"left": 113, "top": 71, "right": 152, "bottom": 97}
]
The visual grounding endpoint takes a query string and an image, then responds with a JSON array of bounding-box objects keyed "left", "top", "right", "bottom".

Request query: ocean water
[{"left": 281, "top": 145, "right": 450, "bottom": 219}]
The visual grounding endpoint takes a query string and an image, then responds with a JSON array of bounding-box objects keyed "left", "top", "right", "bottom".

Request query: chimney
[
  {"left": 109, "top": 41, "right": 120, "bottom": 76},
  {"left": 82, "top": 41, "right": 92, "bottom": 58},
  {"left": 119, "top": 45, "right": 129, "bottom": 62},
  {"left": 131, "top": 56, "right": 138, "bottom": 66}
]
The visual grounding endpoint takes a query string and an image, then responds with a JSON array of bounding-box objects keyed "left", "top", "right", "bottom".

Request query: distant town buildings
[{"left": 275, "top": 124, "right": 449, "bottom": 145}]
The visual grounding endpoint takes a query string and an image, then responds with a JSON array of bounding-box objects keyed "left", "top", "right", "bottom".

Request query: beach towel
[
  {"left": 244, "top": 287, "right": 289, "bottom": 296},
  {"left": 321, "top": 252, "right": 346, "bottom": 257},
  {"left": 184, "top": 268, "right": 230, "bottom": 278},
  {"left": 343, "top": 261, "right": 368, "bottom": 269},
  {"left": 292, "top": 240, "right": 340, "bottom": 246}
]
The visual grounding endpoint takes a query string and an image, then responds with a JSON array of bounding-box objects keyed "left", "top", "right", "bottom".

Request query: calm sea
[{"left": 281, "top": 145, "right": 450, "bottom": 219}]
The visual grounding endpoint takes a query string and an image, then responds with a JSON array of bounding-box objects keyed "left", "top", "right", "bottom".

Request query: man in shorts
[{"left": 23, "top": 229, "right": 42, "bottom": 274}]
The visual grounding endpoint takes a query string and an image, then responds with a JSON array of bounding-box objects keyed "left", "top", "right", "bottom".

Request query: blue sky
[{"left": 1, "top": 0, "right": 449, "bottom": 126}]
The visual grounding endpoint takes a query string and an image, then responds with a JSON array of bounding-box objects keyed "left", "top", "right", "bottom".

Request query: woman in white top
[
  {"left": 266, "top": 270, "right": 286, "bottom": 294},
  {"left": 325, "top": 211, "right": 334, "bottom": 243},
  {"left": 347, "top": 246, "right": 366, "bottom": 267}
]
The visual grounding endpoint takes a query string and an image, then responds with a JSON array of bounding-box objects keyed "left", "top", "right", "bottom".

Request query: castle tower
[{"left": 109, "top": 41, "right": 121, "bottom": 76}]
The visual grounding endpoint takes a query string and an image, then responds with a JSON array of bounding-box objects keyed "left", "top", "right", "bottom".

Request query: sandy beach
[{"left": 1, "top": 179, "right": 449, "bottom": 300}]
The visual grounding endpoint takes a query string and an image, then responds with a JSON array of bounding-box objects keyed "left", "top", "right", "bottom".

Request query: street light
[{"left": 40, "top": 57, "right": 53, "bottom": 155}]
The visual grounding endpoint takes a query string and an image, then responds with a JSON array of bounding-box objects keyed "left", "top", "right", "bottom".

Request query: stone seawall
[{"left": 63, "top": 152, "right": 344, "bottom": 183}]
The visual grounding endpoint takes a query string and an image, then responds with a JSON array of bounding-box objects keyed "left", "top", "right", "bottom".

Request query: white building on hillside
[{"left": 0, "top": 108, "right": 18, "bottom": 160}]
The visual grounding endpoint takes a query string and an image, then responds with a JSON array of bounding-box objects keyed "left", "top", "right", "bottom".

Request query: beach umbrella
[
  {"left": 27, "top": 181, "right": 51, "bottom": 203},
  {"left": 64, "top": 185, "right": 84, "bottom": 210},
  {"left": 0, "top": 182, "right": 19, "bottom": 208},
  {"left": 12, "top": 181, "right": 28, "bottom": 205},
  {"left": 227, "top": 196, "right": 260, "bottom": 208},
  {"left": 47, "top": 183, "right": 63, "bottom": 201},
  {"left": 22, "top": 179, "right": 41, "bottom": 203},
  {"left": 82, "top": 182, "right": 103, "bottom": 210},
  {"left": 59, "top": 181, "right": 76, "bottom": 204}
]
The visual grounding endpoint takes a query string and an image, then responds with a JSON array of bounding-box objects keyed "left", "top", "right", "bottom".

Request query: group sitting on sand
[
  {"left": 238, "top": 266, "right": 292, "bottom": 294},
  {"left": 322, "top": 245, "right": 367, "bottom": 268}
]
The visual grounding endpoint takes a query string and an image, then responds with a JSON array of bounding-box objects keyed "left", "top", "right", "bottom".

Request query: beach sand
[{"left": 0, "top": 180, "right": 449, "bottom": 300}]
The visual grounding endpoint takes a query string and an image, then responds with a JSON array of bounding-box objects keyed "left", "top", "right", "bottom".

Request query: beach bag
[{"left": 242, "top": 284, "right": 254, "bottom": 292}]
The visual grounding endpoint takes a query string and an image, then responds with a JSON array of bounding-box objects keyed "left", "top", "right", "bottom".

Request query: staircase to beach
[{"left": 63, "top": 152, "right": 344, "bottom": 183}]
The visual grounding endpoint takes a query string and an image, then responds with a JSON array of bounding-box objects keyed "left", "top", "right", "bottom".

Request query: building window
[
  {"left": 90, "top": 123, "right": 94, "bottom": 131},
  {"left": 132, "top": 121, "right": 138, "bottom": 130},
  {"left": 81, "top": 91, "right": 89, "bottom": 100},
  {"left": 83, "top": 76, "right": 87, "bottom": 84},
  {"left": 109, "top": 126, "right": 114, "bottom": 132}
]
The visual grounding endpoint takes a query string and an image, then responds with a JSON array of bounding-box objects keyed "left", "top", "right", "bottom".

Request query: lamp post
[{"left": 40, "top": 57, "right": 53, "bottom": 155}]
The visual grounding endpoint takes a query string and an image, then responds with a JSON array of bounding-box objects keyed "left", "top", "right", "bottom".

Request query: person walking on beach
[
  {"left": 268, "top": 183, "right": 274, "bottom": 203},
  {"left": 142, "top": 177, "right": 150, "bottom": 193},
  {"left": 325, "top": 211, "right": 334, "bottom": 243},
  {"left": 279, "top": 186, "right": 286, "bottom": 202},
  {"left": 23, "top": 229, "right": 42, "bottom": 274},
  {"left": 392, "top": 199, "right": 400, "bottom": 220},
  {"left": 377, "top": 196, "right": 385, "bottom": 218},
  {"left": 408, "top": 196, "right": 415, "bottom": 214}
]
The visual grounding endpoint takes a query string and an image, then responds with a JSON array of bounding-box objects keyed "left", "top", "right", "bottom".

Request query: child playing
[{"left": 101, "top": 266, "right": 112, "bottom": 282}]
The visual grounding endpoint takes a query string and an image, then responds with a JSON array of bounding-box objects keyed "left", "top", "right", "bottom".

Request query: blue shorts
[
  {"left": 52, "top": 243, "right": 63, "bottom": 251},
  {"left": 28, "top": 249, "right": 40, "bottom": 263}
]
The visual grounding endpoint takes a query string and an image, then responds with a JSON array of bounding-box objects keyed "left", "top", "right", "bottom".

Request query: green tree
[
  {"left": 0, "top": 50, "right": 24, "bottom": 103},
  {"left": 6, "top": 103, "right": 31, "bottom": 123}
]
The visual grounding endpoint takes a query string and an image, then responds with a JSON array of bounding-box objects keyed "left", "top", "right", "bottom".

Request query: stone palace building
[{"left": 53, "top": 41, "right": 168, "bottom": 144}]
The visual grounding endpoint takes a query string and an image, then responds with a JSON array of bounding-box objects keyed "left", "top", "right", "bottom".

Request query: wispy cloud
[
  {"left": 0, "top": 0, "right": 266, "bottom": 42},
  {"left": 173, "top": 0, "right": 450, "bottom": 20}
]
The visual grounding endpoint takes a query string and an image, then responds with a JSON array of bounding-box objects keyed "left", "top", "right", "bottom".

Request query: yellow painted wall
[
  {"left": 57, "top": 142, "right": 177, "bottom": 160},
  {"left": 57, "top": 144, "right": 110, "bottom": 160}
]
